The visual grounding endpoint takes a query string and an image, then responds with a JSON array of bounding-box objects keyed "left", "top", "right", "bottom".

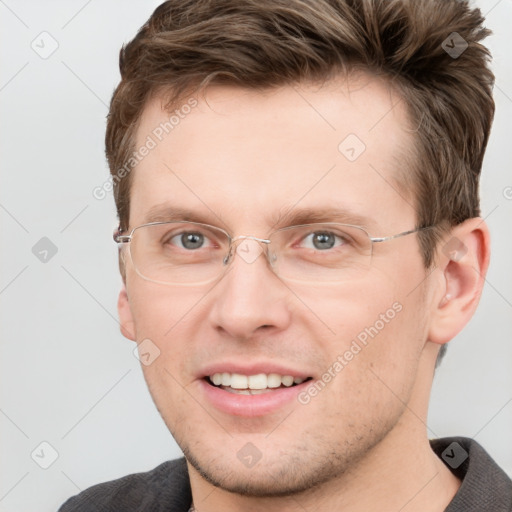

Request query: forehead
[{"left": 130, "top": 73, "right": 416, "bottom": 233}]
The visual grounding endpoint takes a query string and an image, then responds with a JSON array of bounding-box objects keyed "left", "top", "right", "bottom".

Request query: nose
[
  {"left": 209, "top": 237, "right": 292, "bottom": 341},
  {"left": 223, "top": 235, "right": 272, "bottom": 266}
]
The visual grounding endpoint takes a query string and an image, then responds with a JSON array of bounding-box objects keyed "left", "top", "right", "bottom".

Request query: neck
[{"left": 188, "top": 343, "right": 460, "bottom": 512}]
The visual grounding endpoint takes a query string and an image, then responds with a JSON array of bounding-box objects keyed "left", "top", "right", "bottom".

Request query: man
[{"left": 60, "top": 0, "right": 511, "bottom": 510}]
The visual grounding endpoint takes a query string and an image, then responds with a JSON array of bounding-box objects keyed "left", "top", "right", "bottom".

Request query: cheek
[
  {"left": 290, "top": 276, "right": 401, "bottom": 341},
  {"left": 297, "top": 288, "right": 427, "bottom": 439},
  {"left": 128, "top": 273, "right": 206, "bottom": 333},
  {"left": 126, "top": 278, "right": 212, "bottom": 378},
  {"left": 298, "top": 270, "right": 428, "bottom": 389},
  {"left": 127, "top": 283, "right": 210, "bottom": 427}
]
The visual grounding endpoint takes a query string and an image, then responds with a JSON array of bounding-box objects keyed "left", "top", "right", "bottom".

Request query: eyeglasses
[{"left": 113, "top": 221, "right": 432, "bottom": 286}]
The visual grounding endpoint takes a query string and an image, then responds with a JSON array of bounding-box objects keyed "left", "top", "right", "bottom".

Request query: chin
[
  {"left": 184, "top": 446, "right": 344, "bottom": 497},
  {"left": 178, "top": 427, "right": 392, "bottom": 499}
]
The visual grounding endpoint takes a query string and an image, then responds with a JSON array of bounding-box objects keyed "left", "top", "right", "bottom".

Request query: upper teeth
[{"left": 210, "top": 373, "right": 306, "bottom": 389}]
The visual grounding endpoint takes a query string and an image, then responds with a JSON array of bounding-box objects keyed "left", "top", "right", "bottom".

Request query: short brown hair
[{"left": 106, "top": 0, "right": 494, "bottom": 268}]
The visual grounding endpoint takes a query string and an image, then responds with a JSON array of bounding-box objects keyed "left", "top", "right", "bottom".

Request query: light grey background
[{"left": 0, "top": 1, "right": 511, "bottom": 511}]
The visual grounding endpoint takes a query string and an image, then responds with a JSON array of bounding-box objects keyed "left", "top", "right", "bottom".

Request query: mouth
[{"left": 204, "top": 372, "right": 313, "bottom": 395}]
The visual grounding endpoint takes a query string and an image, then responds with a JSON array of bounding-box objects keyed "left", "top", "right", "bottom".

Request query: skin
[{"left": 118, "top": 73, "right": 490, "bottom": 512}]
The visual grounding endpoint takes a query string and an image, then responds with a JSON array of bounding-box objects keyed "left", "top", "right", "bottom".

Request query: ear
[
  {"left": 428, "top": 218, "right": 490, "bottom": 345},
  {"left": 118, "top": 283, "right": 136, "bottom": 341}
]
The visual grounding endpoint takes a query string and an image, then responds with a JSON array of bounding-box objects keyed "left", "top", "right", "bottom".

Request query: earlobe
[
  {"left": 428, "top": 218, "right": 490, "bottom": 345},
  {"left": 118, "top": 284, "right": 136, "bottom": 341}
]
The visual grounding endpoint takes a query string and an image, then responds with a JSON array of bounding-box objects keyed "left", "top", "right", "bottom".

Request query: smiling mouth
[{"left": 205, "top": 372, "right": 313, "bottom": 395}]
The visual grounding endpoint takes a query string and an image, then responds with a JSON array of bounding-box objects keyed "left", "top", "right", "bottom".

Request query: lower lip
[{"left": 199, "top": 378, "right": 311, "bottom": 417}]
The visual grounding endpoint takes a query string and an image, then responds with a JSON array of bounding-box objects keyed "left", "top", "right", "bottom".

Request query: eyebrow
[
  {"left": 143, "top": 204, "right": 372, "bottom": 232},
  {"left": 144, "top": 205, "right": 226, "bottom": 226},
  {"left": 269, "top": 206, "right": 372, "bottom": 231}
]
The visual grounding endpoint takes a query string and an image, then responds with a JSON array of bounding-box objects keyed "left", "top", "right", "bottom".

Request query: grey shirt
[{"left": 59, "top": 437, "right": 512, "bottom": 511}]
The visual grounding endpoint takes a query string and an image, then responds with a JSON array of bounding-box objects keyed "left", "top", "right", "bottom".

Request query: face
[{"left": 119, "top": 74, "right": 437, "bottom": 496}]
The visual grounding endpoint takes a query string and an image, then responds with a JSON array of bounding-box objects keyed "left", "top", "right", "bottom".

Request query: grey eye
[
  {"left": 170, "top": 232, "right": 210, "bottom": 250},
  {"left": 302, "top": 232, "right": 344, "bottom": 250}
]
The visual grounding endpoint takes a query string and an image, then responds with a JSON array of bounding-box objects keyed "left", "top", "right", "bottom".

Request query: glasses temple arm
[{"left": 370, "top": 226, "right": 434, "bottom": 244}]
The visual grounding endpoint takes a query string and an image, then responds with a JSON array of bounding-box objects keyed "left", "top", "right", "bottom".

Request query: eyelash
[{"left": 166, "top": 230, "right": 347, "bottom": 251}]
